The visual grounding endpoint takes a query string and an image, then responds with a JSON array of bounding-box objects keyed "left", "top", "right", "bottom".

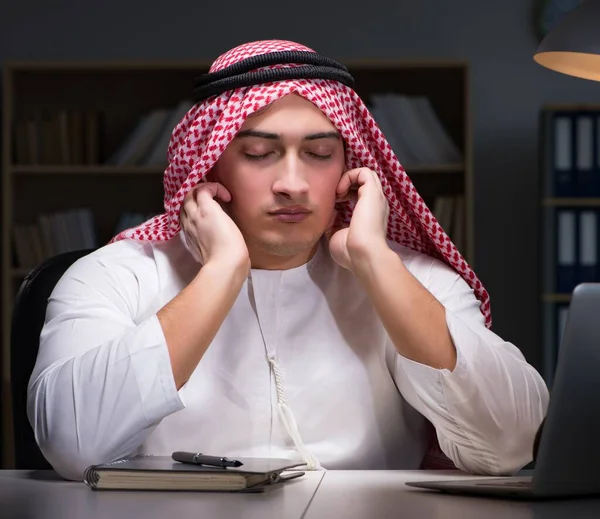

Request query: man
[{"left": 27, "top": 39, "right": 549, "bottom": 481}]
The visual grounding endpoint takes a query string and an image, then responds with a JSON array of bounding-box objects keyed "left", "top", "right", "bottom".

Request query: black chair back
[{"left": 10, "top": 249, "right": 94, "bottom": 469}]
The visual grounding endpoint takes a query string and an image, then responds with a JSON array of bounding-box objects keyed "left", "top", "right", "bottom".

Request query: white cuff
[{"left": 128, "top": 314, "right": 186, "bottom": 422}]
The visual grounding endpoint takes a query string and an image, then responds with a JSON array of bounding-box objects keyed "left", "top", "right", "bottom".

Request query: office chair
[{"left": 10, "top": 248, "right": 95, "bottom": 469}]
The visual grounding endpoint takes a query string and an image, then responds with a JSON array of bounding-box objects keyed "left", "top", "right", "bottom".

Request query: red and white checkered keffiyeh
[{"left": 110, "top": 39, "right": 491, "bottom": 328}]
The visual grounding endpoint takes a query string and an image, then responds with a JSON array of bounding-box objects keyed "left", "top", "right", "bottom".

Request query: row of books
[
  {"left": 106, "top": 100, "right": 194, "bottom": 166},
  {"left": 13, "top": 110, "right": 103, "bottom": 166},
  {"left": 11, "top": 99, "right": 194, "bottom": 167},
  {"left": 369, "top": 94, "right": 463, "bottom": 167},
  {"left": 545, "top": 109, "right": 600, "bottom": 197},
  {"left": 553, "top": 208, "right": 600, "bottom": 294},
  {"left": 12, "top": 210, "right": 154, "bottom": 269}
]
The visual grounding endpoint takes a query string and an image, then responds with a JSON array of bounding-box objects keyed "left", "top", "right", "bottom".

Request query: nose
[{"left": 272, "top": 155, "right": 309, "bottom": 199}]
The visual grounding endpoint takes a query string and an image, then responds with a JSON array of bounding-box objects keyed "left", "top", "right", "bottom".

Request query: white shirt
[{"left": 27, "top": 232, "right": 549, "bottom": 481}]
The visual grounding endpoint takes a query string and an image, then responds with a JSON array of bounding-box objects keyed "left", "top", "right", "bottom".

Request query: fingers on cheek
[
  {"left": 336, "top": 179, "right": 351, "bottom": 201},
  {"left": 336, "top": 172, "right": 347, "bottom": 190}
]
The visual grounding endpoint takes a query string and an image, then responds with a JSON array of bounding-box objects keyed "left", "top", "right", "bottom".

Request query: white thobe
[{"left": 27, "top": 232, "right": 549, "bottom": 481}]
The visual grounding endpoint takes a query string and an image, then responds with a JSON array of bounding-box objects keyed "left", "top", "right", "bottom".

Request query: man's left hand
[{"left": 326, "top": 167, "right": 390, "bottom": 271}]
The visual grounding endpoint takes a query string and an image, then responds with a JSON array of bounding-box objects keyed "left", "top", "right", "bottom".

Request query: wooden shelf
[
  {"left": 11, "top": 165, "right": 165, "bottom": 175},
  {"left": 542, "top": 197, "right": 600, "bottom": 206},
  {"left": 542, "top": 293, "right": 572, "bottom": 303}
]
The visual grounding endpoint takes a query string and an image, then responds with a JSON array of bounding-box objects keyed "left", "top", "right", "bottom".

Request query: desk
[
  {"left": 3, "top": 470, "right": 600, "bottom": 519},
  {"left": 305, "top": 470, "right": 600, "bottom": 519},
  {"left": 0, "top": 470, "right": 324, "bottom": 519}
]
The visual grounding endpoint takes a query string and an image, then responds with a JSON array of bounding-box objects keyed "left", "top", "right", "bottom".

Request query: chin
[{"left": 256, "top": 234, "right": 322, "bottom": 258}]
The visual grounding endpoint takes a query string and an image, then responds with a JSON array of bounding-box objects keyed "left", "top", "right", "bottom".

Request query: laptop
[{"left": 406, "top": 283, "right": 600, "bottom": 499}]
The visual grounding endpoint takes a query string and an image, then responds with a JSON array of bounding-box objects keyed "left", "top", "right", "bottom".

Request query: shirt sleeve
[
  {"left": 27, "top": 244, "right": 185, "bottom": 481},
  {"left": 388, "top": 245, "right": 550, "bottom": 476}
]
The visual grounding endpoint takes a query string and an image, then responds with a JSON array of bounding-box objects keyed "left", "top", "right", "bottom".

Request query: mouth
[
  {"left": 268, "top": 207, "right": 312, "bottom": 222},
  {"left": 268, "top": 207, "right": 312, "bottom": 215}
]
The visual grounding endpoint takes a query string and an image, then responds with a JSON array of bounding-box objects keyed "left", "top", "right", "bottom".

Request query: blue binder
[
  {"left": 578, "top": 209, "right": 599, "bottom": 283},
  {"left": 574, "top": 111, "right": 600, "bottom": 197},
  {"left": 556, "top": 208, "right": 600, "bottom": 293},
  {"left": 556, "top": 208, "right": 578, "bottom": 293},
  {"left": 552, "top": 113, "right": 575, "bottom": 197},
  {"left": 551, "top": 111, "right": 600, "bottom": 197}
]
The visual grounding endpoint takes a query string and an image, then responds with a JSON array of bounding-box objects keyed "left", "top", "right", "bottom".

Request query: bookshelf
[
  {"left": 1, "top": 59, "right": 473, "bottom": 467},
  {"left": 539, "top": 104, "right": 600, "bottom": 387}
]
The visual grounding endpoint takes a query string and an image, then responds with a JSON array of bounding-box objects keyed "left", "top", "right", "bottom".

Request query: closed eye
[
  {"left": 244, "top": 152, "right": 273, "bottom": 161},
  {"left": 307, "top": 152, "right": 332, "bottom": 160},
  {"left": 243, "top": 151, "right": 333, "bottom": 161}
]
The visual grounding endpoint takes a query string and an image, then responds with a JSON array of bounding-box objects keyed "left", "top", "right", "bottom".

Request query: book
[{"left": 83, "top": 454, "right": 306, "bottom": 492}]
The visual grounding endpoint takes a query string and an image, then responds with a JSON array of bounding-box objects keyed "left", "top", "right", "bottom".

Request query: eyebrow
[{"left": 235, "top": 130, "right": 341, "bottom": 141}]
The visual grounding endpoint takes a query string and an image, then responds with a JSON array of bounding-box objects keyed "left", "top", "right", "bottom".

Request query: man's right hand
[
  {"left": 158, "top": 181, "right": 251, "bottom": 389},
  {"left": 180, "top": 182, "right": 250, "bottom": 271}
]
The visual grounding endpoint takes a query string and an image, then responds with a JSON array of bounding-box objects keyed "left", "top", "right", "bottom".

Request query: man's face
[{"left": 210, "top": 93, "right": 345, "bottom": 267}]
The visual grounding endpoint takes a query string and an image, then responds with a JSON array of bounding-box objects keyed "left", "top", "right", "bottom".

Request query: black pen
[{"left": 172, "top": 451, "right": 243, "bottom": 468}]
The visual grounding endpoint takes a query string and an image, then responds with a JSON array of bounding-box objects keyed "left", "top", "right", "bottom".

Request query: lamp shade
[{"left": 534, "top": 0, "right": 600, "bottom": 81}]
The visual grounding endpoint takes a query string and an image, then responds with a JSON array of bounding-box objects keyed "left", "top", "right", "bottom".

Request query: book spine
[
  {"left": 83, "top": 453, "right": 150, "bottom": 489},
  {"left": 83, "top": 466, "right": 99, "bottom": 488}
]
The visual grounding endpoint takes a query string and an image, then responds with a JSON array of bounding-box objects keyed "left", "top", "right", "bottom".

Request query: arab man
[{"left": 27, "top": 39, "right": 549, "bottom": 481}]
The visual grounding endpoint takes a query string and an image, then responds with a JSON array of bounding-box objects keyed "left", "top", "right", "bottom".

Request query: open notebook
[{"left": 83, "top": 454, "right": 306, "bottom": 492}]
